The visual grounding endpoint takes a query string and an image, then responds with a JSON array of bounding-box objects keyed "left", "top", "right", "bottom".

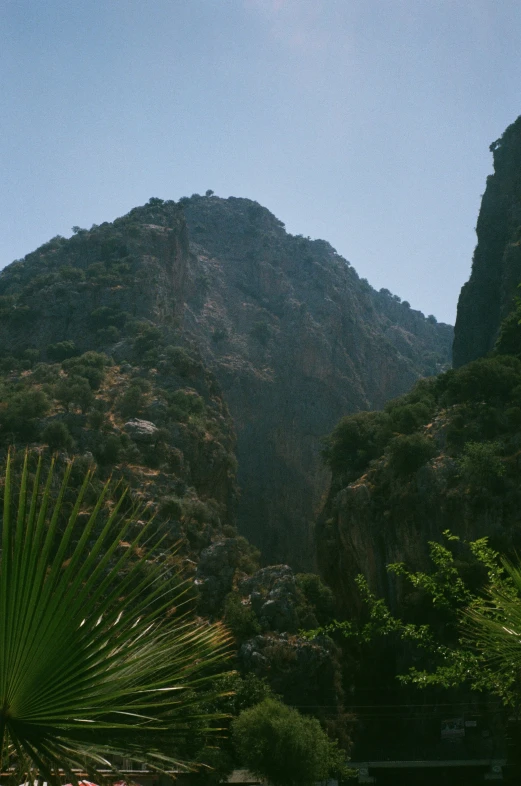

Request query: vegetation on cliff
[{"left": 319, "top": 351, "right": 521, "bottom": 618}]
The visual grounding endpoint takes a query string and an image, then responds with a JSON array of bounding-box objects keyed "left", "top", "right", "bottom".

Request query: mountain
[
  {"left": 0, "top": 194, "right": 451, "bottom": 577},
  {"left": 0, "top": 192, "right": 458, "bottom": 760},
  {"left": 454, "top": 115, "right": 521, "bottom": 367},
  {"left": 180, "top": 195, "right": 452, "bottom": 569},
  {"left": 318, "top": 116, "right": 521, "bottom": 615}
]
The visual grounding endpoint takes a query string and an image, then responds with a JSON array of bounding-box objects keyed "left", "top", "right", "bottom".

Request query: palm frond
[
  {"left": 0, "top": 452, "right": 233, "bottom": 784},
  {"left": 463, "top": 557, "right": 521, "bottom": 677}
]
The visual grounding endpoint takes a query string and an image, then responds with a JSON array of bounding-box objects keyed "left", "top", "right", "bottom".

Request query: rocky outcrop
[
  {"left": 181, "top": 195, "right": 452, "bottom": 569},
  {"left": 453, "top": 115, "right": 521, "bottom": 367},
  {"left": 239, "top": 632, "right": 342, "bottom": 714}
]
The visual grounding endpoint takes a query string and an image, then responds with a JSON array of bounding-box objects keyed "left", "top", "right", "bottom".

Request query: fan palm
[
  {"left": 464, "top": 557, "right": 521, "bottom": 695},
  {"left": 0, "top": 452, "right": 232, "bottom": 784}
]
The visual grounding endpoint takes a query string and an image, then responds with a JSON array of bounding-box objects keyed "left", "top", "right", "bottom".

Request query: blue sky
[{"left": 2, "top": 0, "right": 521, "bottom": 324}]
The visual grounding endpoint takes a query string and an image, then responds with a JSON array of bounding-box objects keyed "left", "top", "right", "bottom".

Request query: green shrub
[
  {"left": 41, "top": 420, "right": 74, "bottom": 451},
  {"left": 232, "top": 698, "right": 347, "bottom": 786},
  {"left": 22, "top": 348, "right": 40, "bottom": 367},
  {"left": 496, "top": 300, "right": 521, "bottom": 355},
  {"left": 117, "top": 385, "right": 146, "bottom": 418},
  {"left": 47, "top": 341, "right": 78, "bottom": 361},
  {"left": 58, "top": 266, "right": 85, "bottom": 283},
  {"left": 250, "top": 321, "right": 271, "bottom": 345},
  {"left": 55, "top": 376, "right": 93, "bottom": 413},
  {"left": 93, "top": 433, "right": 122, "bottom": 465},
  {"left": 63, "top": 351, "right": 108, "bottom": 370},
  {"left": 10, "top": 389, "right": 50, "bottom": 420},
  {"left": 387, "top": 401, "right": 434, "bottom": 435},
  {"left": 9, "top": 306, "right": 37, "bottom": 326},
  {"left": 0, "top": 356, "right": 20, "bottom": 372},
  {"left": 234, "top": 536, "right": 261, "bottom": 575},
  {"left": 386, "top": 433, "right": 436, "bottom": 476},
  {"left": 96, "top": 326, "right": 120, "bottom": 343},
  {"left": 159, "top": 495, "right": 184, "bottom": 519},
  {"left": 458, "top": 441, "right": 505, "bottom": 487},
  {"left": 440, "top": 356, "right": 521, "bottom": 406},
  {"left": 62, "top": 352, "right": 108, "bottom": 390},
  {"left": 88, "top": 408, "right": 106, "bottom": 430},
  {"left": 165, "top": 346, "right": 200, "bottom": 377},
  {"left": 322, "top": 411, "right": 392, "bottom": 478},
  {"left": 182, "top": 498, "right": 215, "bottom": 524},
  {"left": 295, "top": 573, "right": 335, "bottom": 627},
  {"left": 224, "top": 593, "right": 261, "bottom": 641},
  {"left": 141, "top": 349, "right": 160, "bottom": 368},
  {"left": 89, "top": 306, "right": 129, "bottom": 329},
  {"left": 168, "top": 389, "right": 205, "bottom": 421},
  {"left": 133, "top": 326, "right": 162, "bottom": 356},
  {"left": 31, "top": 363, "right": 60, "bottom": 384},
  {"left": 212, "top": 327, "right": 227, "bottom": 343}
]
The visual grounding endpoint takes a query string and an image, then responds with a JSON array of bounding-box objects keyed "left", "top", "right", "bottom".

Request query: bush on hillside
[
  {"left": 322, "top": 411, "right": 391, "bottom": 479},
  {"left": 41, "top": 420, "right": 74, "bottom": 452},
  {"left": 386, "top": 433, "right": 436, "bottom": 477},
  {"left": 458, "top": 441, "right": 505, "bottom": 487},
  {"left": 47, "top": 341, "right": 78, "bottom": 361}
]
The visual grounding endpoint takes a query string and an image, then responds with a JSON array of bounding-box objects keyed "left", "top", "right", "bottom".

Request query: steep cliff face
[
  {"left": 454, "top": 115, "right": 521, "bottom": 368},
  {"left": 181, "top": 195, "right": 452, "bottom": 569}
]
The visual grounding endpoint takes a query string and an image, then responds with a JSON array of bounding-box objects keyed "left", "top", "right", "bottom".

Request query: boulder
[{"left": 124, "top": 418, "right": 159, "bottom": 443}]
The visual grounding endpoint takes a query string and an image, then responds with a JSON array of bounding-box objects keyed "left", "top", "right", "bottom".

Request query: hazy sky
[{"left": 2, "top": 0, "right": 521, "bottom": 324}]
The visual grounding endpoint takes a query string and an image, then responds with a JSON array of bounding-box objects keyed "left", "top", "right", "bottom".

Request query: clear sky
[{"left": 2, "top": 0, "right": 521, "bottom": 324}]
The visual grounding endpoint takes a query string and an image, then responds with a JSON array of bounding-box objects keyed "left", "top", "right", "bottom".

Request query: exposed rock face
[
  {"left": 454, "top": 115, "right": 521, "bottom": 367},
  {"left": 181, "top": 196, "right": 453, "bottom": 569},
  {"left": 235, "top": 562, "right": 348, "bottom": 744},
  {"left": 239, "top": 565, "right": 300, "bottom": 633},
  {"left": 124, "top": 418, "right": 159, "bottom": 442},
  {"left": 195, "top": 537, "right": 259, "bottom": 615},
  {"left": 239, "top": 632, "right": 342, "bottom": 716}
]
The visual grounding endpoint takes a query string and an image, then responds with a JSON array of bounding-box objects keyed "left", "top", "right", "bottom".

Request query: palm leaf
[
  {"left": 0, "top": 452, "right": 233, "bottom": 784},
  {"left": 463, "top": 557, "right": 521, "bottom": 680}
]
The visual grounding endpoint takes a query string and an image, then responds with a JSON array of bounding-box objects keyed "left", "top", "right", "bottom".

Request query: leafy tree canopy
[
  {"left": 308, "top": 532, "right": 521, "bottom": 708},
  {"left": 232, "top": 698, "right": 348, "bottom": 786}
]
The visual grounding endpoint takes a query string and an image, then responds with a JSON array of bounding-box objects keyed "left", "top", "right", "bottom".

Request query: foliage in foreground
[
  {"left": 307, "top": 533, "right": 521, "bottom": 708},
  {"left": 232, "top": 698, "right": 349, "bottom": 786},
  {"left": 0, "top": 452, "right": 232, "bottom": 785}
]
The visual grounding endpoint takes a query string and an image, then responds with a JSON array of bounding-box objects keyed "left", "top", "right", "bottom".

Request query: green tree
[
  {"left": 458, "top": 440, "right": 505, "bottom": 486},
  {"left": 309, "top": 533, "right": 521, "bottom": 706},
  {"left": 41, "top": 420, "right": 74, "bottom": 451},
  {"left": 386, "top": 432, "right": 436, "bottom": 476},
  {"left": 0, "top": 452, "right": 232, "bottom": 784},
  {"left": 232, "top": 698, "right": 347, "bottom": 786}
]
